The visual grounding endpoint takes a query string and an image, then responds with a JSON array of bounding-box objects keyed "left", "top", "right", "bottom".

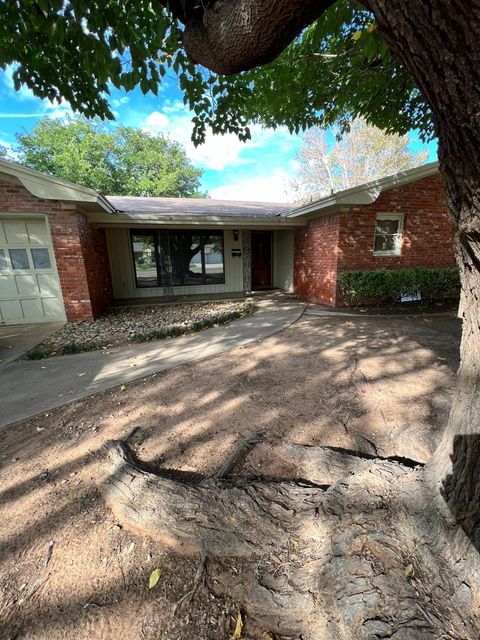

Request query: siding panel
[{"left": 106, "top": 228, "right": 244, "bottom": 298}]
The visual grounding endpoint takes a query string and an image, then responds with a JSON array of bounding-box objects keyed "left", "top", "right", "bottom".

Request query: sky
[{"left": 0, "top": 66, "right": 438, "bottom": 203}]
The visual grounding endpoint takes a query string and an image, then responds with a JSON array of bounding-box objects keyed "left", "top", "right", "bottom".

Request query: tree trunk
[{"left": 362, "top": 0, "right": 480, "bottom": 549}]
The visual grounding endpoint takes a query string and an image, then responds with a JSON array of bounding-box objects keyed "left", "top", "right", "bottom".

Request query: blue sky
[{"left": 0, "top": 67, "right": 438, "bottom": 202}]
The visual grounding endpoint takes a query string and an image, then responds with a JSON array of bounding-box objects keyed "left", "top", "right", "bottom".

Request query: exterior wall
[
  {"left": 337, "top": 174, "right": 455, "bottom": 273},
  {"left": 0, "top": 177, "right": 112, "bottom": 321},
  {"left": 106, "top": 227, "right": 244, "bottom": 299},
  {"left": 294, "top": 215, "right": 340, "bottom": 305},
  {"left": 77, "top": 217, "right": 113, "bottom": 317},
  {"left": 273, "top": 230, "right": 294, "bottom": 292},
  {"left": 294, "top": 173, "right": 456, "bottom": 307}
]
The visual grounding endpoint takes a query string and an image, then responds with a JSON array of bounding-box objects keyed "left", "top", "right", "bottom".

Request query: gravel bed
[{"left": 26, "top": 300, "right": 254, "bottom": 358}]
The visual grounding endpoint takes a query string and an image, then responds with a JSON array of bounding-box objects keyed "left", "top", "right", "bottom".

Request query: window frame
[
  {"left": 130, "top": 229, "right": 226, "bottom": 289},
  {"left": 373, "top": 213, "right": 405, "bottom": 256}
]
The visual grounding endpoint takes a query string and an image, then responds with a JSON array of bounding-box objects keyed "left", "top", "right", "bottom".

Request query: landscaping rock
[{"left": 27, "top": 300, "right": 253, "bottom": 359}]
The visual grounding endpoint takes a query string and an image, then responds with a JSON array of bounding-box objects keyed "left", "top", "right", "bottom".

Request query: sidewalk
[{"left": 0, "top": 298, "right": 305, "bottom": 429}]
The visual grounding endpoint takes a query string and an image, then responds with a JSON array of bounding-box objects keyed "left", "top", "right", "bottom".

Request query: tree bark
[
  {"left": 361, "top": 0, "right": 480, "bottom": 549},
  {"left": 181, "top": 0, "right": 335, "bottom": 74},
  {"left": 102, "top": 438, "right": 480, "bottom": 638}
]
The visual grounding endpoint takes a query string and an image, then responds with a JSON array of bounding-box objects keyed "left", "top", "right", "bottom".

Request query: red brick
[{"left": 294, "top": 174, "right": 456, "bottom": 307}]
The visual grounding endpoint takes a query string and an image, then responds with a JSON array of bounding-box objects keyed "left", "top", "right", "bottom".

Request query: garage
[{"left": 0, "top": 217, "right": 66, "bottom": 325}]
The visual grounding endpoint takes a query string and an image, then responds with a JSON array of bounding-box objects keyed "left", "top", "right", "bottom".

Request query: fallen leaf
[
  {"left": 230, "top": 610, "right": 243, "bottom": 640},
  {"left": 44, "top": 413, "right": 50, "bottom": 417},
  {"left": 119, "top": 384, "right": 126, "bottom": 391},
  {"left": 125, "top": 542, "right": 135, "bottom": 554},
  {"left": 148, "top": 568, "right": 161, "bottom": 589},
  {"left": 405, "top": 563, "right": 414, "bottom": 578},
  {"left": 261, "top": 634, "right": 274, "bottom": 640}
]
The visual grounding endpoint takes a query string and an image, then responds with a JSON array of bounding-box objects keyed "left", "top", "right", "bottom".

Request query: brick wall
[
  {"left": 293, "top": 173, "right": 456, "bottom": 307},
  {"left": 0, "top": 178, "right": 112, "bottom": 321},
  {"left": 337, "top": 173, "right": 455, "bottom": 273},
  {"left": 294, "top": 214, "right": 340, "bottom": 306},
  {"left": 77, "top": 215, "right": 113, "bottom": 318}
]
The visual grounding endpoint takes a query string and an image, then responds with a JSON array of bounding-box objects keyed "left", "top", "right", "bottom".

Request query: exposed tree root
[{"left": 101, "top": 438, "right": 480, "bottom": 639}]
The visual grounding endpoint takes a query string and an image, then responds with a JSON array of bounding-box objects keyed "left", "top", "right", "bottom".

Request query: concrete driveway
[{"left": 0, "top": 323, "right": 64, "bottom": 366}]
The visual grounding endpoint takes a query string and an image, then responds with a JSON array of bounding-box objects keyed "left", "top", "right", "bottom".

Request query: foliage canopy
[
  {"left": 14, "top": 117, "right": 205, "bottom": 197},
  {"left": 1, "top": 1, "right": 433, "bottom": 144}
]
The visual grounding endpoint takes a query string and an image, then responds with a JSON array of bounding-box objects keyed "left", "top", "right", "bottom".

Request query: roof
[
  {"left": 106, "top": 196, "right": 293, "bottom": 218},
  {"left": 0, "top": 159, "right": 116, "bottom": 213},
  {"left": 0, "top": 158, "right": 440, "bottom": 225},
  {"left": 287, "top": 161, "right": 439, "bottom": 219}
]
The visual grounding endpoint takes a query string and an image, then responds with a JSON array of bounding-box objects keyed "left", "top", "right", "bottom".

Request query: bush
[
  {"left": 25, "top": 347, "right": 47, "bottom": 360},
  {"left": 337, "top": 267, "right": 460, "bottom": 306}
]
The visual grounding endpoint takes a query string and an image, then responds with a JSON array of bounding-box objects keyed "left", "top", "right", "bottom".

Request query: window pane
[
  {"left": 31, "top": 248, "right": 51, "bottom": 269},
  {"left": 170, "top": 232, "right": 204, "bottom": 286},
  {"left": 167, "top": 231, "right": 225, "bottom": 286},
  {"left": 375, "top": 218, "right": 400, "bottom": 235},
  {"left": 374, "top": 234, "right": 398, "bottom": 253},
  {"left": 9, "top": 248, "right": 29, "bottom": 269},
  {"left": 132, "top": 234, "right": 158, "bottom": 287},
  {"left": 0, "top": 249, "right": 7, "bottom": 270},
  {"left": 203, "top": 234, "right": 225, "bottom": 284}
]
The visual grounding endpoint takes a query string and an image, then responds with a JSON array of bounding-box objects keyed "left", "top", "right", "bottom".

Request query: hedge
[{"left": 337, "top": 267, "right": 460, "bottom": 306}]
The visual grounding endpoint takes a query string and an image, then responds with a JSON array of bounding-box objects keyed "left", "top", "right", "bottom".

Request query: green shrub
[
  {"left": 25, "top": 347, "right": 47, "bottom": 360},
  {"left": 337, "top": 267, "right": 460, "bottom": 306},
  {"left": 60, "top": 341, "right": 82, "bottom": 355}
]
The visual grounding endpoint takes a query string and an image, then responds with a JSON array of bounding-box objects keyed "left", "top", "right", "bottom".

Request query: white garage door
[{"left": 0, "top": 217, "right": 66, "bottom": 325}]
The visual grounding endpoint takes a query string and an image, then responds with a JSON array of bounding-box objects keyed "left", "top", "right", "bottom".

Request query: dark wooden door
[{"left": 251, "top": 231, "right": 272, "bottom": 289}]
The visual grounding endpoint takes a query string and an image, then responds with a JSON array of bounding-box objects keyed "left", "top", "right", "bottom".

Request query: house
[{"left": 0, "top": 159, "right": 455, "bottom": 325}]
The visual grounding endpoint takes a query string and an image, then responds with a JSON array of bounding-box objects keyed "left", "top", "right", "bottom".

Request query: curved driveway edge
[{"left": 0, "top": 299, "right": 305, "bottom": 430}]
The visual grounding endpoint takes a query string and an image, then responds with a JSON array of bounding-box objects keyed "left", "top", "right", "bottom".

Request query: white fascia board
[
  {"left": 0, "top": 159, "right": 116, "bottom": 213},
  {"left": 287, "top": 162, "right": 439, "bottom": 219},
  {"left": 86, "top": 212, "right": 305, "bottom": 228}
]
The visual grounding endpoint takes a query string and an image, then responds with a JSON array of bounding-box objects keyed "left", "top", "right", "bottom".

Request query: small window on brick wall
[{"left": 373, "top": 214, "right": 404, "bottom": 256}]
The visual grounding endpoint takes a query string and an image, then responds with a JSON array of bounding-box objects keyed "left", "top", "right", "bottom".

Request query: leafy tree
[
  {"left": 292, "top": 118, "right": 429, "bottom": 199},
  {"left": 15, "top": 117, "right": 204, "bottom": 196},
  {"left": 3, "top": 0, "right": 480, "bottom": 636}
]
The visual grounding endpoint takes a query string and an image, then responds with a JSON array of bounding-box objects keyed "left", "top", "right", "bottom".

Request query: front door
[{"left": 251, "top": 231, "right": 272, "bottom": 290}]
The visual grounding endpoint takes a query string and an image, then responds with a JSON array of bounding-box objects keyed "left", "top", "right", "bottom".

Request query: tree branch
[{"left": 182, "top": 0, "right": 336, "bottom": 75}]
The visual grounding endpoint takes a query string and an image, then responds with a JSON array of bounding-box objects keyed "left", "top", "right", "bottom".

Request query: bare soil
[{"left": 0, "top": 312, "right": 461, "bottom": 640}]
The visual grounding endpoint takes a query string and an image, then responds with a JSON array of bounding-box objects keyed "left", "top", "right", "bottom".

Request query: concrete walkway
[
  {"left": 0, "top": 298, "right": 305, "bottom": 429},
  {"left": 0, "top": 322, "right": 64, "bottom": 366}
]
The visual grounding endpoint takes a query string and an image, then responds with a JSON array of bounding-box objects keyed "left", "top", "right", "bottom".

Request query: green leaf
[{"left": 148, "top": 568, "right": 161, "bottom": 589}]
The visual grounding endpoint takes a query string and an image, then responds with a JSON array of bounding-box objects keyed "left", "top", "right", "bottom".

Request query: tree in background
[
  {"left": 292, "top": 118, "right": 428, "bottom": 200},
  {"left": 15, "top": 117, "right": 205, "bottom": 197}
]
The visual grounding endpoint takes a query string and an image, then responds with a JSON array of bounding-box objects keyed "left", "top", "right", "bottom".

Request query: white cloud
[
  {"left": 111, "top": 96, "right": 130, "bottom": 108},
  {"left": 210, "top": 170, "right": 294, "bottom": 203},
  {"left": 142, "top": 107, "right": 291, "bottom": 172}
]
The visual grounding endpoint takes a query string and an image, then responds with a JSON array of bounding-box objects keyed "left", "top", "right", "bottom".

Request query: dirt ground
[{"left": 0, "top": 312, "right": 461, "bottom": 640}]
